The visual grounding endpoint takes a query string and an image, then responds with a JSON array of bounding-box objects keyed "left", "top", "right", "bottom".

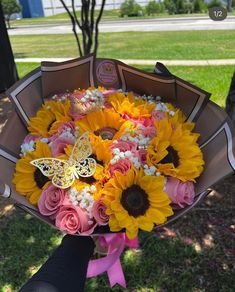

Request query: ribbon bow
[{"left": 87, "top": 233, "right": 139, "bottom": 288}]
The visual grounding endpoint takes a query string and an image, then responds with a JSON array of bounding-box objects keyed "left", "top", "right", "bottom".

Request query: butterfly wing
[
  {"left": 31, "top": 158, "right": 74, "bottom": 189},
  {"left": 30, "top": 158, "right": 68, "bottom": 177},
  {"left": 70, "top": 132, "right": 92, "bottom": 163},
  {"left": 75, "top": 158, "right": 96, "bottom": 177},
  {"left": 52, "top": 164, "right": 75, "bottom": 189}
]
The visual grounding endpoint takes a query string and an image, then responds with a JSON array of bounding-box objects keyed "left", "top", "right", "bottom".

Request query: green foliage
[
  {"left": 176, "top": 0, "right": 187, "bottom": 13},
  {"left": 1, "top": 0, "right": 21, "bottom": 17},
  {"left": 1, "top": 0, "right": 21, "bottom": 28},
  {"left": 164, "top": 0, "right": 176, "bottom": 14},
  {"left": 145, "top": 0, "right": 164, "bottom": 15},
  {"left": 193, "top": 0, "right": 207, "bottom": 13},
  {"left": 120, "top": 0, "right": 144, "bottom": 17},
  {"left": 10, "top": 30, "right": 235, "bottom": 60},
  {"left": 207, "top": 0, "right": 224, "bottom": 8},
  {"left": 164, "top": 0, "right": 207, "bottom": 14}
]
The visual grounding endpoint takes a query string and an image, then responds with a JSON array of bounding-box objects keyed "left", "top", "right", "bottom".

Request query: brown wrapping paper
[{"left": 1, "top": 55, "right": 235, "bottom": 233}]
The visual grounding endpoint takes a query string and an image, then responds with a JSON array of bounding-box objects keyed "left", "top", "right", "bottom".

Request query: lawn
[
  {"left": 1, "top": 175, "right": 234, "bottom": 292},
  {"left": 16, "top": 62, "right": 234, "bottom": 107},
  {"left": 10, "top": 30, "right": 235, "bottom": 60}
]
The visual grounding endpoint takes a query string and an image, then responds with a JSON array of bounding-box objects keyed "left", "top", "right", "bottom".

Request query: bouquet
[
  {"left": 1, "top": 55, "right": 235, "bottom": 286},
  {"left": 12, "top": 87, "right": 204, "bottom": 239}
]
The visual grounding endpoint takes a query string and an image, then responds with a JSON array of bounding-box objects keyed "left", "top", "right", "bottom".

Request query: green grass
[
  {"left": 11, "top": 9, "right": 121, "bottom": 26},
  {"left": 1, "top": 183, "right": 235, "bottom": 292},
  {"left": 137, "top": 65, "right": 234, "bottom": 106},
  {"left": 16, "top": 62, "right": 234, "bottom": 107},
  {"left": 0, "top": 211, "right": 62, "bottom": 291},
  {"left": 11, "top": 30, "right": 235, "bottom": 60}
]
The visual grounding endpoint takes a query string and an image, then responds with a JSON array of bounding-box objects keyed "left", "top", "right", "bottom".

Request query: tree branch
[
  {"left": 89, "top": 0, "right": 96, "bottom": 50},
  {"left": 59, "top": 0, "right": 83, "bottom": 56},
  {"left": 60, "top": 0, "right": 105, "bottom": 56},
  {"left": 94, "top": 0, "right": 105, "bottom": 56}
]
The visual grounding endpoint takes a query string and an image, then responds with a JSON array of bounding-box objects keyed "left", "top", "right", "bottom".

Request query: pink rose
[
  {"left": 23, "top": 134, "right": 40, "bottom": 143},
  {"left": 138, "top": 149, "right": 147, "bottom": 165},
  {"left": 68, "top": 95, "right": 87, "bottom": 120},
  {"left": 57, "top": 121, "right": 76, "bottom": 135},
  {"left": 109, "top": 159, "right": 132, "bottom": 177},
  {"left": 92, "top": 200, "right": 109, "bottom": 225},
  {"left": 121, "top": 113, "right": 153, "bottom": 127},
  {"left": 102, "top": 89, "right": 117, "bottom": 98},
  {"left": 165, "top": 177, "right": 195, "bottom": 209},
  {"left": 104, "top": 101, "right": 113, "bottom": 109},
  {"left": 152, "top": 110, "right": 167, "bottom": 121},
  {"left": 70, "top": 92, "right": 84, "bottom": 101},
  {"left": 110, "top": 140, "right": 137, "bottom": 152},
  {"left": 50, "top": 136, "right": 74, "bottom": 156},
  {"left": 137, "top": 117, "right": 154, "bottom": 127},
  {"left": 140, "top": 126, "right": 156, "bottom": 138},
  {"left": 38, "top": 185, "right": 66, "bottom": 219},
  {"left": 56, "top": 204, "right": 97, "bottom": 235},
  {"left": 50, "top": 122, "right": 77, "bottom": 143}
]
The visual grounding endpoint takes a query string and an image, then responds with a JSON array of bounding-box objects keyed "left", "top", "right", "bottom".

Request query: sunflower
[
  {"left": 147, "top": 119, "right": 204, "bottom": 182},
  {"left": 108, "top": 92, "right": 155, "bottom": 119},
  {"left": 28, "top": 100, "right": 71, "bottom": 137},
  {"left": 75, "top": 108, "right": 130, "bottom": 148},
  {"left": 13, "top": 141, "right": 52, "bottom": 205},
  {"left": 102, "top": 167, "right": 173, "bottom": 239},
  {"left": 165, "top": 103, "right": 195, "bottom": 131}
]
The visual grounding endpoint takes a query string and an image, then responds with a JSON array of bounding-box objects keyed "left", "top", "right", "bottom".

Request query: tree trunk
[
  {"left": 59, "top": 0, "right": 105, "bottom": 57},
  {"left": 0, "top": 3, "right": 18, "bottom": 92},
  {"left": 225, "top": 72, "right": 235, "bottom": 123},
  {"left": 227, "top": 0, "right": 233, "bottom": 12},
  {"left": 6, "top": 17, "right": 10, "bottom": 29}
]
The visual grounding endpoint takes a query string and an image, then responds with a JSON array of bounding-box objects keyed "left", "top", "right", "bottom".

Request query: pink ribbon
[{"left": 87, "top": 233, "right": 138, "bottom": 288}]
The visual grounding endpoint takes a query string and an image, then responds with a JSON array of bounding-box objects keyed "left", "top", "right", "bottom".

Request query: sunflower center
[
  {"left": 121, "top": 184, "right": 150, "bottom": 217},
  {"left": 160, "top": 146, "right": 179, "bottom": 167},
  {"left": 79, "top": 176, "right": 97, "bottom": 184},
  {"left": 94, "top": 127, "right": 117, "bottom": 140},
  {"left": 90, "top": 154, "right": 104, "bottom": 166},
  {"left": 47, "top": 119, "right": 56, "bottom": 132},
  {"left": 34, "top": 168, "right": 50, "bottom": 189}
]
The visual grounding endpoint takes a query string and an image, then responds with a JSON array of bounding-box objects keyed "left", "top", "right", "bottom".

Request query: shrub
[
  {"left": 145, "top": 0, "right": 164, "bottom": 15},
  {"left": 193, "top": 0, "right": 207, "bottom": 13},
  {"left": 1, "top": 0, "right": 21, "bottom": 28},
  {"left": 120, "top": 0, "right": 143, "bottom": 17},
  {"left": 164, "top": 0, "right": 176, "bottom": 14},
  {"left": 207, "top": 0, "right": 224, "bottom": 8}
]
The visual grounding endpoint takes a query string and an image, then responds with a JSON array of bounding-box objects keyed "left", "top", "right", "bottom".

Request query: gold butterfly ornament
[{"left": 30, "top": 132, "right": 96, "bottom": 189}]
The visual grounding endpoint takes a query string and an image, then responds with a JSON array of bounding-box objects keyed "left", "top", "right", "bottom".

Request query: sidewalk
[{"left": 15, "top": 58, "right": 235, "bottom": 66}]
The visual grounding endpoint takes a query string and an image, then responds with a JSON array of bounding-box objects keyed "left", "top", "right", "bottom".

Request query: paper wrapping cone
[{"left": 1, "top": 54, "right": 235, "bottom": 233}]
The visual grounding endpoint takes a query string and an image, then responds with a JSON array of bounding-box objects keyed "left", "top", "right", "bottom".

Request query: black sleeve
[{"left": 19, "top": 235, "right": 95, "bottom": 292}]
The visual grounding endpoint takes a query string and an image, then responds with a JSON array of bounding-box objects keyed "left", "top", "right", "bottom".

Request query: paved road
[{"left": 9, "top": 16, "right": 235, "bottom": 35}]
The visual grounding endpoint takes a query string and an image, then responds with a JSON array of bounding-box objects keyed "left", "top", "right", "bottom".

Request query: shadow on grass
[
  {"left": 86, "top": 175, "right": 235, "bottom": 291},
  {"left": 0, "top": 175, "right": 235, "bottom": 291},
  {"left": 0, "top": 209, "right": 62, "bottom": 291},
  {"left": 13, "top": 53, "right": 28, "bottom": 58},
  {"left": 85, "top": 233, "right": 235, "bottom": 292}
]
